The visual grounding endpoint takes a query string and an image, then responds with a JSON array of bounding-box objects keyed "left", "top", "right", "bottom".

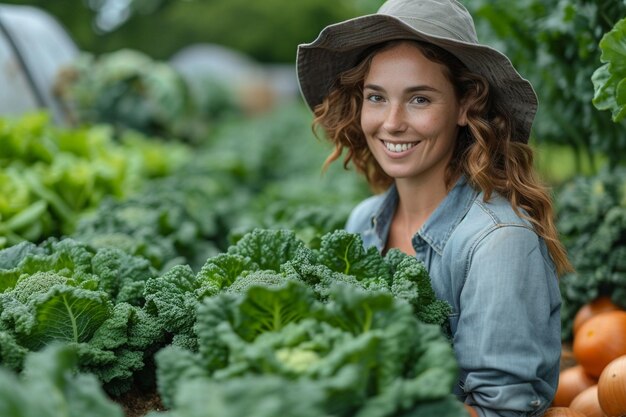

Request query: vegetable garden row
[{"left": 1, "top": 100, "right": 626, "bottom": 417}]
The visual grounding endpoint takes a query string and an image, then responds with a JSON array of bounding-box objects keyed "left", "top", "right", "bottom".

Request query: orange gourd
[
  {"left": 543, "top": 407, "right": 588, "bottom": 417},
  {"left": 464, "top": 404, "right": 478, "bottom": 417},
  {"left": 569, "top": 385, "right": 607, "bottom": 417},
  {"left": 573, "top": 311, "right": 626, "bottom": 378},
  {"left": 553, "top": 365, "right": 597, "bottom": 407},
  {"left": 573, "top": 297, "right": 623, "bottom": 335},
  {"left": 597, "top": 355, "right": 626, "bottom": 417}
]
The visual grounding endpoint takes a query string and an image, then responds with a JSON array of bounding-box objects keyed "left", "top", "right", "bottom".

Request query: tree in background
[{"left": 2, "top": 0, "right": 362, "bottom": 63}]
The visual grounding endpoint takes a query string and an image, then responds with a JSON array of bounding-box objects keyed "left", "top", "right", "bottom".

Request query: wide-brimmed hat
[{"left": 296, "top": 0, "right": 537, "bottom": 143}]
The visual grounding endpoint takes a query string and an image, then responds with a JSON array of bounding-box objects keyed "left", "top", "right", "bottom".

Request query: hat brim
[{"left": 296, "top": 14, "right": 537, "bottom": 142}]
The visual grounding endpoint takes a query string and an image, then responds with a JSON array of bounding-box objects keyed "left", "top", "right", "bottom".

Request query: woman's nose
[{"left": 382, "top": 104, "right": 407, "bottom": 133}]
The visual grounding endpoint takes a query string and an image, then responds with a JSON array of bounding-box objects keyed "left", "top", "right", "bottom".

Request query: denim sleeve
[{"left": 454, "top": 225, "right": 561, "bottom": 417}]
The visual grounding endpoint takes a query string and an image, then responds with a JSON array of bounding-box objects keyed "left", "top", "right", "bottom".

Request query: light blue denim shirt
[{"left": 345, "top": 176, "right": 561, "bottom": 417}]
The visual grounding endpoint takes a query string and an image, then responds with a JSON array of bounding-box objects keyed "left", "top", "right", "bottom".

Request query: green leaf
[
  {"left": 0, "top": 344, "right": 124, "bottom": 417},
  {"left": 592, "top": 64, "right": 616, "bottom": 111},
  {"left": 317, "top": 230, "right": 391, "bottom": 282},
  {"left": 616, "top": 77, "right": 626, "bottom": 121},
  {"left": 235, "top": 281, "right": 315, "bottom": 341},
  {"left": 3, "top": 201, "right": 47, "bottom": 232},
  {"left": 161, "top": 375, "right": 326, "bottom": 417},
  {"left": 197, "top": 253, "right": 257, "bottom": 289},
  {"left": 599, "top": 18, "right": 626, "bottom": 73},
  {"left": 228, "top": 229, "right": 306, "bottom": 272},
  {"left": 593, "top": 17, "right": 626, "bottom": 122},
  {"left": 19, "top": 286, "right": 112, "bottom": 349}
]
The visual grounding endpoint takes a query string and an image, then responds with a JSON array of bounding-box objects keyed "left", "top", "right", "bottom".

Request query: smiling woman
[{"left": 297, "top": 0, "right": 573, "bottom": 416}]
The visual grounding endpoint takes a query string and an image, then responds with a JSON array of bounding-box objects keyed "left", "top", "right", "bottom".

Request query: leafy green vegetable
[
  {"left": 154, "top": 280, "right": 462, "bottom": 416},
  {"left": 55, "top": 49, "right": 199, "bottom": 142},
  {"left": 144, "top": 229, "right": 451, "bottom": 357},
  {"left": 592, "top": 17, "right": 626, "bottom": 122},
  {"left": 228, "top": 229, "right": 306, "bottom": 272},
  {"left": 556, "top": 167, "right": 626, "bottom": 339},
  {"left": 146, "top": 375, "right": 327, "bottom": 417},
  {"left": 0, "top": 344, "right": 124, "bottom": 417},
  {"left": 0, "top": 112, "right": 191, "bottom": 247},
  {"left": 0, "top": 238, "right": 165, "bottom": 394}
]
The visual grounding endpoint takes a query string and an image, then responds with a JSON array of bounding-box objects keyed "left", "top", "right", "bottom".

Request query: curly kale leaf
[
  {"left": 0, "top": 273, "right": 112, "bottom": 350},
  {"left": 556, "top": 168, "right": 626, "bottom": 339},
  {"left": 199, "top": 280, "right": 316, "bottom": 345},
  {"left": 16, "top": 238, "right": 95, "bottom": 277},
  {"left": 0, "top": 241, "right": 40, "bottom": 270},
  {"left": 0, "top": 331, "right": 27, "bottom": 371},
  {"left": 196, "top": 252, "right": 258, "bottom": 290},
  {"left": 144, "top": 265, "right": 210, "bottom": 340},
  {"left": 0, "top": 238, "right": 156, "bottom": 305},
  {"left": 153, "top": 345, "right": 208, "bottom": 407},
  {"left": 0, "top": 269, "right": 164, "bottom": 395},
  {"left": 90, "top": 247, "right": 157, "bottom": 305},
  {"left": 225, "top": 270, "right": 302, "bottom": 295},
  {"left": 227, "top": 228, "right": 306, "bottom": 271},
  {"left": 148, "top": 375, "right": 326, "bottom": 417},
  {"left": 281, "top": 245, "right": 387, "bottom": 302},
  {"left": 391, "top": 256, "right": 451, "bottom": 326},
  {"left": 317, "top": 229, "right": 392, "bottom": 284},
  {"left": 0, "top": 344, "right": 124, "bottom": 417}
]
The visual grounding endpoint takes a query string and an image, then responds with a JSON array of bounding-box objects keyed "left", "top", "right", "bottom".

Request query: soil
[
  {"left": 114, "top": 386, "right": 165, "bottom": 417},
  {"left": 560, "top": 342, "right": 576, "bottom": 370}
]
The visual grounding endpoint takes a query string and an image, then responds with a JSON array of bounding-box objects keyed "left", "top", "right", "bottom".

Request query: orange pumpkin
[
  {"left": 553, "top": 365, "right": 597, "bottom": 407},
  {"left": 597, "top": 355, "right": 626, "bottom": 417},
  {"left": 573, "top": 297, "right": 623, "bottom": 335},
  {"left": 573, "top": 311, "right": 626, "bottom": 378},
  {"left": 464, "top": 404, "right": 478, "bottom": 417},
  {"left": 569, "top": 385, "right": 607, "bottom": 417},
  {"left": 543, "top": 407, "right": 588, "bottom": 417}
]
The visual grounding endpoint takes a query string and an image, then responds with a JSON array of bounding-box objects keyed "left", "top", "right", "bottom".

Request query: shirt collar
[
  {"left": 371, "top": 176, "right": 479, "bottom": 255},
  {"left": 419, "top": 175, "right": 478, "bottom": 255}
]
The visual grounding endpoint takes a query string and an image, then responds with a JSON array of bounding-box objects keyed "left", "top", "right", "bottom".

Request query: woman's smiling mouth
[{"left": 382, "top": 140, "right": 419, "bottom": 153}]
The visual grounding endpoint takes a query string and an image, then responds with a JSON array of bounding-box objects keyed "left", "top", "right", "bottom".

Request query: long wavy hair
[{"left": 312, "top": 40, "right": 573, "bottom": 275}]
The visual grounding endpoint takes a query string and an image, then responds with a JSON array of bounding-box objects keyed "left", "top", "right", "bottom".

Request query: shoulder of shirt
[
  {"left": 345, "top": 193, "right": 386, "bottom": 233},
  {"left": 442, "top": 190, "right": 539, "bottom": 265},
  {"left": 470, "top": 191, "right": 534, "bottom": 229}
]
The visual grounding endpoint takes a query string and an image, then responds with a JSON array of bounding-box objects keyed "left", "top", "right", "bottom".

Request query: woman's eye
[
  {"left": 366, "top": 94, "right": 384, "bottom": 103},
  {"left": 411, "top": 96, "right": 429, "bottom": 104}
]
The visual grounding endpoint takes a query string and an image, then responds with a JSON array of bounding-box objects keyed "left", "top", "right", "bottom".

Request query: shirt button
[{"left": 530, "top": 399, "right": 541, "bottom": 408}]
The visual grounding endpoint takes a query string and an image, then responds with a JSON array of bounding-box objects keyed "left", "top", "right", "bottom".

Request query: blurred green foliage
[
  {"left": 465, "top": 0, "right": 626, "bottom": 172},
  {"left": 55, "top": 49, "right": 233, "bottom": 144}
]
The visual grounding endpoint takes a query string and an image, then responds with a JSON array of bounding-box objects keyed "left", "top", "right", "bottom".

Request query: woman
[{"left": 296, "top": 0, "right": 573, "bottom": 416}]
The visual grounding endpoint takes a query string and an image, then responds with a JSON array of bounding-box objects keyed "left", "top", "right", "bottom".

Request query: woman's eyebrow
[{"left": 363, "top": 83, "right": 441, "bottom": 93}]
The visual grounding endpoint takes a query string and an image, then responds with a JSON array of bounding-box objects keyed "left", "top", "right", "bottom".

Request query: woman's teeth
[{"left": 384, "top": 141, "right": 417, "bottom": 153}]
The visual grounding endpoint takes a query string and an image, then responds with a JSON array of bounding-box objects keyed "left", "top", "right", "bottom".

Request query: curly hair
[{"left": 312, "top": 40, "right": 573, "bottom": 275}]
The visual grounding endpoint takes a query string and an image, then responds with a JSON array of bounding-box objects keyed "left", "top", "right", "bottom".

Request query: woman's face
[{"left": 360, "top": 42, "right": 468, "bottom": 186}]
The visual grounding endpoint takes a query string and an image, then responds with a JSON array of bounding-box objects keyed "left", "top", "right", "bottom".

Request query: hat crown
[{"left": 378, "top": 0, "right": 478, "bottom": 44}]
